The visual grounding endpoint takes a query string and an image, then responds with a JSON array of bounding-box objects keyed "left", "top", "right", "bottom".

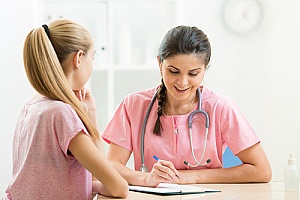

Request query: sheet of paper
[{"left": 129, "top": 183, "right": 220, "bottom": 195}]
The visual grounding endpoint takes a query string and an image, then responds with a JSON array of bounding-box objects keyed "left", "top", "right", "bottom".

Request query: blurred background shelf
[{"left": 43, "top": 0, "right": 178, "bottom": 131}]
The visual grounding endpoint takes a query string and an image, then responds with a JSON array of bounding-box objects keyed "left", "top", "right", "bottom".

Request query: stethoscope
[{"left": 139, "top": 87, "right": 211, "bottom": 172}]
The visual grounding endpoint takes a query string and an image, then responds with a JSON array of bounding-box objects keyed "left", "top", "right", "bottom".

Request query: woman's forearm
[
  {"left": 178, "top": 163, "right": 272, "bottom": 184},
  {"left": 110, "top": 161, "right": 150, "bottom": 186}
]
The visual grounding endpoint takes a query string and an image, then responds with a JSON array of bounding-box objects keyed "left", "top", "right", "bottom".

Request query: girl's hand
[
  {"left": 74, "top": 88, "right": 103, "bottom": 151},
  {"left": 145, "top": 160, "right": 180, "bottom": 187},
  {"left": 73, "top": 88, "right": 96, "bottom": 112}
]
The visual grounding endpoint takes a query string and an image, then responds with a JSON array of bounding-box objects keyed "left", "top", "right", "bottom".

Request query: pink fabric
[
  {"left": 102, "top": 86, "right": 260, "bottom": 171},
  {"left": 4, "top": 96, "right": 92, "bottom": 200}
]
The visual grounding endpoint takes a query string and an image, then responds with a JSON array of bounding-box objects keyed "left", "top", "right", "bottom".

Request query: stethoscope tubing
[
  {"left": 186, "top": 128, "right": 209, "bottom": 167},
  {"left": 140, "top": 87, "right": 210, "bottom": 172},
  {"left": 140, "top": 91, "right": 158, "bottom": 172}
]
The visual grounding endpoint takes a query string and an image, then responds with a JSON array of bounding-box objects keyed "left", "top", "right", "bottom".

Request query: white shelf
[
  {"left": 95, "top": 64, "right": 158, "bottom": 71},
  {"left": 90, "top": 0, "right": 177, "bottom": 131},
  {"left": 42, "top": 0, "right": 178, "bottom": 132},
  {"left": 43, "top": 0, "right": 109, "bottom": 69}
]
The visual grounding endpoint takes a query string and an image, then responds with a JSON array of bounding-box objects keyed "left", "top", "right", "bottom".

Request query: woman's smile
[{"left": 174, "top": 85, "right": 190, "bottom": 93}]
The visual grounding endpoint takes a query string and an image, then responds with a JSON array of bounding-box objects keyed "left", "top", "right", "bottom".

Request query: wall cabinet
[
  {"left": 95, "top": 0, "right": 178, "bottom": 131},
  {"left": 43, "top": 0, "right": 178, "bottom": 132},
  {"left": 43, "top": 0, "right": 108, "bottom": 67}
]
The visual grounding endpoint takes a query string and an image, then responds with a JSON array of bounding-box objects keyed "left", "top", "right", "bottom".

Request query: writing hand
[
  {"left": 144, "top": 158, "right": 180, "bottom": 187},
  {"left": 153, "top": 155, "right": 180, "bottom": 178}
]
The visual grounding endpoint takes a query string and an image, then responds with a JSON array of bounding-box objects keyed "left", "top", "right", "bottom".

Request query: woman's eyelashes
[
  {"left": 169, "top": 69, "right": 179, "bottom": 74},
  {"left": 169, "top": 69, "right": 199, "bottom": 76},
  {"left": 188, "top": 72, "right": 199, "bottom": 76}
]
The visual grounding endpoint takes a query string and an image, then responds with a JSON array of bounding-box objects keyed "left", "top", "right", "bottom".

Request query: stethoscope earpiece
[{"left": 184, "top": 158, "right": 212, "bottom": 167}]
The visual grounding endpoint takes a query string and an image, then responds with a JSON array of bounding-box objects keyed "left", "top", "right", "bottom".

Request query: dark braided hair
[
  {"left": 153, "top": 25, "right": 211, "bottom": 136},
  {"left": 153, "top": 80, "right": 167, "bottom": 135}
]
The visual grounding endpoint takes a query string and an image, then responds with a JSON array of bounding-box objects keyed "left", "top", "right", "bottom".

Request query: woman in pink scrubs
[{"left": 102, "top": 26, "right": 272, "bottom": 187}]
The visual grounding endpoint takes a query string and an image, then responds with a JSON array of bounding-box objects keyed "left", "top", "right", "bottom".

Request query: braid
[{"left": 153, "top": 80, "right": 167, "bottom": 136}]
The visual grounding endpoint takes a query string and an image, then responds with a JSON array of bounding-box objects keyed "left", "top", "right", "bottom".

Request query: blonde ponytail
[{"left": 23, "top": 19, "right": 99, "bottom": 141}]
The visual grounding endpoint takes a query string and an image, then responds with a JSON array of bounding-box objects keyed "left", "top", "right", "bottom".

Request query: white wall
[
  {"left": 1, "top": 0, "right": 300, "bottom": 195},
  {"left": 0, "top": 0, "right": 40, "bottom": 195},
  {"left": 177, "top": 0, "right": 300, "bottom": 181}
]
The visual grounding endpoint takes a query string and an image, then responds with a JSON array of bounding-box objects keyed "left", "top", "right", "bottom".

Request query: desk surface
[{"left": 96, "top": 182, "right": 300, "bottom": 200}]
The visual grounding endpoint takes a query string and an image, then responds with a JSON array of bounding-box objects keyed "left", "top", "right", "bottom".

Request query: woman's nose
[{"left": 177, "top": 75, "right": 189, "bottom": 86}]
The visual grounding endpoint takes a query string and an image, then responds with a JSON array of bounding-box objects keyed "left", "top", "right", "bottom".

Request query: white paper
[{"left": 129, "top": 183, "right": 220, "bottom": 195}]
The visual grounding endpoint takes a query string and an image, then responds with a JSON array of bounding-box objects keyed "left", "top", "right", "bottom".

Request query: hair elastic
[{"left": 42, "top": 24, "right": 50, "bottom": 38}]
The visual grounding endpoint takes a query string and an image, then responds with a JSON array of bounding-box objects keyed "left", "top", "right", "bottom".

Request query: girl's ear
[{"left": 73, "top": 50, "right": 84, "bottom": 69}]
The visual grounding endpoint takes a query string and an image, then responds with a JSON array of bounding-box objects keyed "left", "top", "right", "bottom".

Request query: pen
[{"left": 153, "top": 155, "right": 180, "bottom": 179}]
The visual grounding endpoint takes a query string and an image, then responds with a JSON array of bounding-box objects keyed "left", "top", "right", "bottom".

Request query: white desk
[{"left": 96, "top": 182, "right": 300, "bottom": 200}]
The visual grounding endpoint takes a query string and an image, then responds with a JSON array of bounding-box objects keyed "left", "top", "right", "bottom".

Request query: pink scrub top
[{"left": 102, "top": 86, "right": 260, "bottom": 171}]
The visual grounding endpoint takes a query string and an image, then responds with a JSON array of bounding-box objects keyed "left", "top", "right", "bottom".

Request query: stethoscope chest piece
[{"left": 139, "top": 164, "right": 148, "bottom": 172}]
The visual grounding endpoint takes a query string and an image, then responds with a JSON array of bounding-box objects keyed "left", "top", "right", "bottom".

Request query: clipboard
[{"left": 129, "top": 183, "right": 221, "bottom": 195}]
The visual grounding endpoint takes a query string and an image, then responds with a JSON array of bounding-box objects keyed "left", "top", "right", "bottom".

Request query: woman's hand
[
  {"left": 145, "top": 160, "right": 180, "bottom": 187},
  {"left": 107, "top": 143, "right": 180, "bottom": 186}
]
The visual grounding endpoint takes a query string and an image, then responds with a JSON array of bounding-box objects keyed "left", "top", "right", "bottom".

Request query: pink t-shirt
[
  {"left": 4, "top": 96, "right": 92, "bottom": 200},
  {"left": 102, "top": 86, "right": 260, "bottom": 171}
]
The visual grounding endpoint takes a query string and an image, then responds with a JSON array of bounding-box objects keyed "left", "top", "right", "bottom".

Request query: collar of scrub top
[{"left": 139, "top": 87, "right": 210, "bottom": 172}]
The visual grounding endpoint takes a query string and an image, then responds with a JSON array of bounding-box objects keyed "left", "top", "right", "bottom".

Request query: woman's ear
[
  {"left": 73, "top": 50, "right": 84, "bottom": 69},
  {"left": 157, "top": 56, "right": 162, "bottom": 72}
]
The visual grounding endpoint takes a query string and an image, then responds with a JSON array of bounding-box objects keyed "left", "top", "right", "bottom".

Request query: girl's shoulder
[{"left": 28, "top": 95, "right": 76, "bottom": 117}]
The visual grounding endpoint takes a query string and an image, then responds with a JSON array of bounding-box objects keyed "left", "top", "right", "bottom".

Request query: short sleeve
[
  {"left": 220, "top": 97, "right": 260, "bottom": 155},
  {"left": 102, "top": 98, "right": 133, "bottom": 152},
  {"left": 53, "top": 103, "right": 89, "bottom": 156}
]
